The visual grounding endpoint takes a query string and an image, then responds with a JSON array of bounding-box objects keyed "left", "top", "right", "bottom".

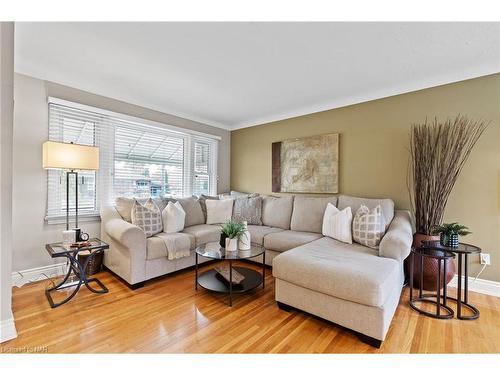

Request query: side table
[
  {"left": 409, "top": 247, "right": 455, "bottom": 319},
  {"left": 45, "top": 238, "right": 109, "bottom": 308},
  {"left": 422, "top": 241, "right": 481, "bottom": 320}
]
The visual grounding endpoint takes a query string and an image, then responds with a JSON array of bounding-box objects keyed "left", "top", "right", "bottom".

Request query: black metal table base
[
  {"left": 45, "top": 250, "right": 108, "bottom": 308},
  {"left": 409, "top": 245, "right": 480, "bottom": 321},
  {"left": 195, "top": 252, "right": 266, "bottom": 307},
  {"left": 409, "top": 249, "right": 455, "bottom": 319},
  {"left": 409, "top": 294, "right": 454, "bottom": 320},
  {"left": 455, "top": 253, "right": 480, "bottom": 320}
]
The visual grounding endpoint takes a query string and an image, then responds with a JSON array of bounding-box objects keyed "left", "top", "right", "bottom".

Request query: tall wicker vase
[{"left": 411, "top": 233, "right": 456, "bottom": 291}]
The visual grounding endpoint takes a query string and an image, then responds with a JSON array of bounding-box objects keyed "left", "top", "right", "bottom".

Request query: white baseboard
[
  {"left": 12, "top": 263, "right": 67, "bottom": 288},
  {"left": 0, "top": 318, "right": 17, "bottom": 343},
  {"left": 448, "top": 275, "right": 500, "bottom": 297}
]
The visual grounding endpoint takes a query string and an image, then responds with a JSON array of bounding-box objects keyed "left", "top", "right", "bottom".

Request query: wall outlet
[{"left": 480, "top": 253, "right": 491, "bottom": 266}]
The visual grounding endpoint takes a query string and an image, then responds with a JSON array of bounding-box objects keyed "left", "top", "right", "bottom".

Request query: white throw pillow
[
  {"left": 131, "top": 198, "right": 163, "bottom": 237},
  {"left": 352, "top": 205, "right": 386, "bottom": 249},
  {"left": 206, "top": 199, "right": 234, "bottom": 224},
  {"left": 321, "top": 203, "right": 353, "bottom": 244},
  {"left": 162, "top": 201, "right": 186, "bottom": 234}
]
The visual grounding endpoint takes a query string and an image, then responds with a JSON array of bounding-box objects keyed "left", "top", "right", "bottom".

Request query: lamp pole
[{"left": 65, "top": 169, "right": 78, "bottom": 230}]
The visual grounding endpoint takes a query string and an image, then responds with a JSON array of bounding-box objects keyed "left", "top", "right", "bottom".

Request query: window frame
[{"left": 46, "top": 97, "right": 220, "bottom": 223}]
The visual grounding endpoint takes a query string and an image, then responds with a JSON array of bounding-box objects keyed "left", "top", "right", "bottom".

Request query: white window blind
[
  {"left": 46, "top": 100, "right": 219, "bottom": 221},
  {"left": 192, "top": 140, "right": 214, "bottom": 196},
  {"left": 47, "top": 104, "right": 101, "bottom": 219}
]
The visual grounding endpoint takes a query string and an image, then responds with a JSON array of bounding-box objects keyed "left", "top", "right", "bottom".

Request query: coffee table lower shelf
[{"left": 197, "top": 267, "right": 263, "bottom": 306}]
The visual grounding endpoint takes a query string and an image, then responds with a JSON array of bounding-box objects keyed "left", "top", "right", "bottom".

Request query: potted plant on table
[
  {"left": 431, "top": 223, "right": 471, "bottom": 248},
  {"left": 220, "top": 221, "right": 246, "bottom": 251},
  {"left": 408, "top": 115, "right": 486, "bottom": 290}
]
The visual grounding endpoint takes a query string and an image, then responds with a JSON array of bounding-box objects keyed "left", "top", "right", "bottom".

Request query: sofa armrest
[
  {"left": 101, "top": 206, "right": 146, "bottom": 251},
  {"left": 100, "top": 206, "right": 147, "bottom": 285},
  {"left": 379, "top": 210, "right": 413, "bottom": 262}
]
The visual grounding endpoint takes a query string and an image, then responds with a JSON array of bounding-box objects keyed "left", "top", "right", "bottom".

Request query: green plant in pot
[
  {"left": 408, "top": 115, "right": 486, "bottom": 290},
  {"left": 220, "top": 221, "right": 246, "bottom": 251},
  {"left": 431, "top": 223, "right": 471, "bottom": 248}
]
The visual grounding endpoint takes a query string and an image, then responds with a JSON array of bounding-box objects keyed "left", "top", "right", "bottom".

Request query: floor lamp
[{"left": 42, "top": 141, "right": 100, "bottom": 232}]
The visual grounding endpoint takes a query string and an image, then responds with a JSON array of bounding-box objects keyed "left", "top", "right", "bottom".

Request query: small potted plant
[
  {"left": 431, "top": 222, "right": 472, "bottom": 248},
  {"left": 220, "top": 221, "right": 246, "bottom": 251}
]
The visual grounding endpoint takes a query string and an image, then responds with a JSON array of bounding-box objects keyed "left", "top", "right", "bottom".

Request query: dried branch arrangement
[{"left": 408, "top": 115, "right": 487, "bottom": 235}]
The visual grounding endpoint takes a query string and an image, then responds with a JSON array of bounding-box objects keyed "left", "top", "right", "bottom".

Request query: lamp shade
[{"left": 43, "top": 141, "right": 99, "bottom": 170}]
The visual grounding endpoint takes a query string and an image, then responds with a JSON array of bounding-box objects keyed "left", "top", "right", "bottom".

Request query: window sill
[{"left": 45, "top": 213, "right": 101, "bottom": 225}]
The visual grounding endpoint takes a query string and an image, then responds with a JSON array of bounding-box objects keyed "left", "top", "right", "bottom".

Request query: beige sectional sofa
[{"left": 100, "top": 193, "right": 413, "bottom": 347}]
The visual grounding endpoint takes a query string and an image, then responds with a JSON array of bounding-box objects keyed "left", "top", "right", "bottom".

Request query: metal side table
[
  {"left": 422, "top": 241, "right": 481, "bottom": 320},
  {"left": 45, "top": 238, "right": 109, "bottom": 308},
  {"left": 409, "top": 247, "right": 455, "bottom": 319}
]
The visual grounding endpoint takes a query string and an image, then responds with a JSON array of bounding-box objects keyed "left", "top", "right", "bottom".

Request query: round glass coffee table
[{"left": 195, "top": 242, "right": 265, "bottom": 306}]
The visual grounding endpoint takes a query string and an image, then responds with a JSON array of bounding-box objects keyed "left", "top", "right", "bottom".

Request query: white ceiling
[{"left": 15, "top": 22, "right": 500, "bottom": 130}]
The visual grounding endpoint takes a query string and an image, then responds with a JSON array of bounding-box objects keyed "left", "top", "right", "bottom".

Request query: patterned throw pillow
[
  {"left": 131, "top": 198, "right": 163, "bottom": 237},
  {"left": 352, "top": 205, "right": 386, "bottom": 249},
  {"left": 232, "top": 196, "right": 263, "bottom": 225}
]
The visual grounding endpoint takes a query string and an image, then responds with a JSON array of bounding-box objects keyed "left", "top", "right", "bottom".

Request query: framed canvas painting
[{"left": 272, "top": 133, "right": 339, "bottom": 193}]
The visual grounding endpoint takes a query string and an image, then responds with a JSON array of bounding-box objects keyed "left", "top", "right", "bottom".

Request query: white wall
[
  {"left": 0, "top": 22, "right": 17, "bottom": 342},
  {"left": 12, "top": 73, "right": 231, "bottom": 273}
]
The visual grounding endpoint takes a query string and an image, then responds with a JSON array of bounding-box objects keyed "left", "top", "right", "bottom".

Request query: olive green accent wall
[{"left": 231, "top": 73, "right": 500, "bottom": 282}]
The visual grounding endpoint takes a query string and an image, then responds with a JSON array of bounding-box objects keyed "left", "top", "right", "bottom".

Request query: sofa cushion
[
  {"left": 162, "top": 201, "right": 186, "bottom": 234},
  {"left": 116, "top": 197, "right": 172, "bottom": 223},
  {"left": 232, "top": 196, "right": 263, "bottom": 225},
  {"left": 182, "top": 224, "right": 221, "bottom": 246},
  {"left": 198, "top": 194, "right": 219, "bottom": 222},
  {"left": 247, "top": 225, "right": 284, "bottom": 246},
  {"left": 352, "top": 205, "right": 385, "bottom": 249},
  {"left": 337, "top": 195, "right": 394, "bottom": 228},
  {"left": 177, "top": 197, "right": 205, "bottom": 227},
  {"left": 264, "top": 230, "right": 322, "bottom": 252},
  {"left": 290, "top": 196, "right": 337, "bottom": 233},
  {"left": 261, "top": 195, "right": 294, "bottom": 230},
  {"left": 206, "top": 199, "right": 234, "bottom": 224},
  {"left": 131, "top": 198, "right": 163, "bottom": 237},
  {"left": 146, "top": 232, "right": 195, "bottom": 260},
  {"left": 272, "top": 237, "right": 401, "bottom": 307},
  {"left": 322, "top": 204, "right": 352, "bottom": 244}
]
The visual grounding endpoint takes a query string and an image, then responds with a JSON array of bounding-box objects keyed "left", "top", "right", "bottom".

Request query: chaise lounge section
[{"left": 272, "top": 208, "right": 413, "bottom": 347}]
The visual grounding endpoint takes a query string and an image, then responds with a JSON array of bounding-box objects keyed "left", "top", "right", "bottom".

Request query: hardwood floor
[{"left": 2, "top": 262, "right": 500, "bottom": 353}]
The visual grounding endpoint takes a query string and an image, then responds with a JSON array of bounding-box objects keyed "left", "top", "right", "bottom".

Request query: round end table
[
  {"left": 409, "top": 247, "right": 455, "bottom": 319},
  {"left": 421, "top": 241, "right": 481, "bottom": 320}
]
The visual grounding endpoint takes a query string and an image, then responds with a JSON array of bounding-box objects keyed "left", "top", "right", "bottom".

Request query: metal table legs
[
  {"left": 454, "top": 253, "right": 480, "bottom": 320},
  {"left": 45, "top": 250, "right": 108, "bottom": 308},
  {"left": 409, "top": 252, "right": 454, "bottom": 319}
]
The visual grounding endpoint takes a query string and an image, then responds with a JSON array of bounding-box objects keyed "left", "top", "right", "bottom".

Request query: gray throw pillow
[
  {"left": 232, "top": 196, "right": 263, "bottom": 225},
  {"left": 177, "top": 196, "right": 205, "bottom": 227}
]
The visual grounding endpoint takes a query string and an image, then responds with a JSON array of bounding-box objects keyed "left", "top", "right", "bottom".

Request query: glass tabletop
[
  {"left": 46, "top": 238, "right": 109, "bottom": 257},
  {"left": 411, "top": 247, "right": 455, "bottom": 259},
  {"left": 420, "top": 240, "right": 481, "bottom": 254},
  {"left": 195, "top": 242, "right": 265, "bottom": 260}
]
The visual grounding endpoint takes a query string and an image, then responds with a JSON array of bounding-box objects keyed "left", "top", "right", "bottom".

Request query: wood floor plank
[{"left": 1, "top": 262, "right": 499, "bottom": 353}]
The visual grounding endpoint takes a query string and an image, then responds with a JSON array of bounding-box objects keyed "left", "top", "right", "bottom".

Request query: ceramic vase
[
  {"left": 410, "top": 233, "right": 456, "bottom": 291},
  {"left": 238, "top": 221, "right": 251, "bottom": 250},
  {"left": 225, "top": 237, "right": 238, "bottom": 252}
]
